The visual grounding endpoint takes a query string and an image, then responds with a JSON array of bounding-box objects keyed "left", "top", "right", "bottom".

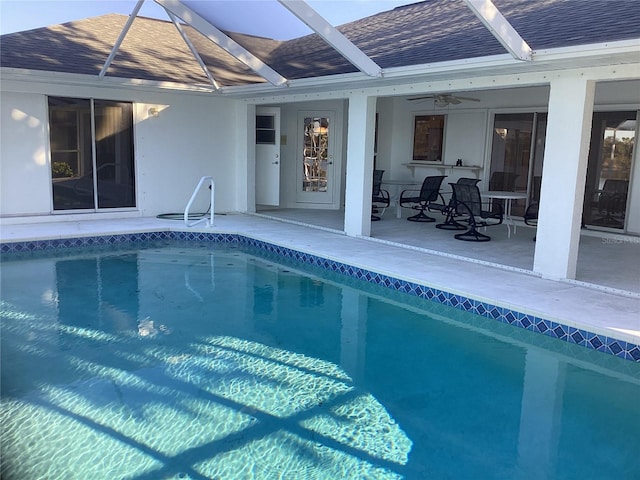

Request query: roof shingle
[{"left": 1, "top": 0, "right": 639, "bottom": 87}]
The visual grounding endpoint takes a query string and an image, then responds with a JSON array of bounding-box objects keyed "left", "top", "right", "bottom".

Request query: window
[
  {"left": 256, "top": 115, "right": 276, "bottom": 144},
  {"left": 49, "top": 97, "right": 135, "bottom": 211},
  {"left": 302, "top": 116, "right": 330, "bottom": 192},
  {"left": 412, "top": 115, "right": 445, "bottom": 162}
]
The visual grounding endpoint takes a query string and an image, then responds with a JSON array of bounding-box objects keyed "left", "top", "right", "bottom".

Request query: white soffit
[
  {"left": 278, "top": 0, "right": 383, "bottom": 78},
  {"left": 154, "top": 0, "right": 289, "bottom": 86},
  {"left": 463, "top": 0, "right": 533, "bottom": 62}
]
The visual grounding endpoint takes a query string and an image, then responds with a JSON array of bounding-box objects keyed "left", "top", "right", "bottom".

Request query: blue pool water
[{"left": 1, "top": 241, "right": 639, "bottom": 480}]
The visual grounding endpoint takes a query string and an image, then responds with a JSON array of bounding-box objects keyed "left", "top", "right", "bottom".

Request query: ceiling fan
[{"left": 407, "top": 94, "right": 481, "bottom": 106}]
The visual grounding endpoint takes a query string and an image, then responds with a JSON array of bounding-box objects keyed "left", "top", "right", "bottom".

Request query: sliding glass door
[
  {"left": 49, "top": 97, "right": 135, "bottom": 211},
  {"left": 489, "top": 113, "right": 547, "bottom": 216},
  {"left": 582, "top": 111, "right": 635, "bottom": 230},
  {"left": 94, "top": 101, "right": 135, "bottom": 209}
]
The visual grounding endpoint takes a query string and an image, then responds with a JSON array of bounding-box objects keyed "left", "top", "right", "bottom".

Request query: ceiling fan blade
[
  {"left": 407, "top": 96, "right": 435, "bottom": 101},
  {"left": 407, "top": 94, "right": 480, "bottom": 104}
]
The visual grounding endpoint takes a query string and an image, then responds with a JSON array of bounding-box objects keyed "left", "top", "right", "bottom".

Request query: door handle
[{"left": 272, "top": 161, "right": 279, "bottom": 165}]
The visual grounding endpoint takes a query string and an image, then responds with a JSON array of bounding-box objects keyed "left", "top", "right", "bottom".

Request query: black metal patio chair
[
  {"left": 371, "top": 169, "right": 390, "bottom": 221},
  {"left": 524, "top": 201, "right": 539, "bottom": 241},
  {"left": 524, "top": 202, "right": 538, "bottom": 227},
  {"left": 449, "top": 182, "right": 503, "bottom": 241},
  {"left": 591, "top": 179, "right": 628, "bottom": 227},
  {"left": 399, "top": 175, "right": 446, "bottom": 222},
  {"left": 433, "top": 177, "right": 482, "bottom": 230},
  {"left": 489, "top": 171, "right": 519, "bottom": 191}
]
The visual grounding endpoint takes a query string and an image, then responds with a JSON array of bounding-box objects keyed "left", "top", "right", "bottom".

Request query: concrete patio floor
[{"left": 256, "top": 207, "right": 640, "bottom": 296}]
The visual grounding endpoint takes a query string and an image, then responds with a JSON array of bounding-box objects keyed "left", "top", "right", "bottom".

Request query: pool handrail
[{"left": 184, "top": 176, "right": 214, "bottom": 227}]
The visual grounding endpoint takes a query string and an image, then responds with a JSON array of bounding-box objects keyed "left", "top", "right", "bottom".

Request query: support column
[
  {"left": 534, "top": 77, "right": 595, "bottom": 279},
  {"left": 344, "top": 94, "right": 377, "bottom": 237},
  {"left": 237, "top": 103, "right": 256, "bottom": 213}
]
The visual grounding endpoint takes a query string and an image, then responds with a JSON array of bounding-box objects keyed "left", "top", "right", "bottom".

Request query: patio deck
[
  {"left": 1, "top": 213, "right": 638, "bottom": 353},
  {"left": 256, "top": 207, "right": 640, "bottom": 296}
]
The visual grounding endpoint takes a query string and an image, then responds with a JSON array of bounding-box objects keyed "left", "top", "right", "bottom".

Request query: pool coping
[{"left": 1, "top": 229, "right": 639, "bottom": 362}]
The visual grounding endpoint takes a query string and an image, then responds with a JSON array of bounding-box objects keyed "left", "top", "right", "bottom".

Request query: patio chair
[
  {"left": 433, "top": 177, "right": 481, "bottom": 230},
  {"left": 399, "top": 175, "right": 446, "bottom": 222},
  {"left": 457, "top": 177, "right": 482, "bottom": 187},
  {"left": 489, "top": 171, "right": 519, "bottom": 191},
  {"left": 449, "top": 182, "right": 503, "bottom": 241},
  {"left": 371, "top": 169, "right": 390, "bottom": 221},
  {"left": 524, "top": 202, "right": 538, "bottom": 227},
  {"left": 488, "top": 171, "right": 519, "bottom": 213},
  {"left": 592, "top": 179, "right": 628, "bottom": 227},
  {"left": 524, "top": 201, "right": 539, "bottom": 241}
]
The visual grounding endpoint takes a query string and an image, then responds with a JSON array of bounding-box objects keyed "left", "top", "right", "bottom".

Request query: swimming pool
[{"left": 1, "top": 239, "right": 639, "bottom": 479}]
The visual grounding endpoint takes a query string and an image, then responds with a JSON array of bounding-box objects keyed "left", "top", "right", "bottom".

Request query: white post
[
  {"left": 344, "top": 94, "right": 377, "bottom": 237},
  {"left": 534, "top": 76, "right": 595, "bottom": 279},
  {"left": 238, "top": 103, "right": 256, "bottom": 213}
]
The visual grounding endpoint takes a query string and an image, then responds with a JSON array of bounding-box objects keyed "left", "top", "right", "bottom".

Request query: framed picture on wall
[{"left": 412, "top": 115, "right": 445, "bottom": 162}]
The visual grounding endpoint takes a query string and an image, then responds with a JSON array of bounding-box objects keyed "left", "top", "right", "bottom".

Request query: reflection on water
[{"left": 1, "top": 243, "right": 639, "bottom": 479}]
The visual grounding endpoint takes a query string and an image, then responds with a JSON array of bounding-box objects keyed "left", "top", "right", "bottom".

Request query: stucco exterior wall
[
  {"left": 0, "top": 82, "right": 238, "bottom": 219},
  {"left": 0, "top": 91, "right": 51, "bottom": 215},
  {"left": 133, "top": 93, "right": 238, "bottom": 217}
]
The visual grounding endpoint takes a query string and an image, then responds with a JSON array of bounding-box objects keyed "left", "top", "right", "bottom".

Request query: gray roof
[
  {"left": 0, "top": 14, "right": 269, "bottom": 86},
  {"left": 2, "top": 0, "right": 639, "bottom": 87}
]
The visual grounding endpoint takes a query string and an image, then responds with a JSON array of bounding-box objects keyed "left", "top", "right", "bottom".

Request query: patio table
[
  {"left": 481, "top": 190, "right": 528, "bottom": 238},
  {"left": 382, "top": 179, "right": 421, "bottom": 218}
]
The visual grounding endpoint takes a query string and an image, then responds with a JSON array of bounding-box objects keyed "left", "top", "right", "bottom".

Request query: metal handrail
[{"left": 184, "top": 176, "right": 214, "bottom": 227}]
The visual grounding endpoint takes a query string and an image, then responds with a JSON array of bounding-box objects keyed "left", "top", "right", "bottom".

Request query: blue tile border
[{"left": 2, "top": 231, "right": 639, "bottom": 362}]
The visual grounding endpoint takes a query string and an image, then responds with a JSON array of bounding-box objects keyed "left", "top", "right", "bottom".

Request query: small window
[
  {"left": 412, "top": 115, "right": 445, "bottom": 162},
  {"left": 256, "top": 115, "right": 276, "bottom": 144}
]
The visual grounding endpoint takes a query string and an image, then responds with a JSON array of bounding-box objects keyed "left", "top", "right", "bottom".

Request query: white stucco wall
[
  {"left": 0, "top": 92, "right": 51, "bottom": 215},
  {"left": 384, "top": 102, "right": 492, "bottom": 184},
  {"left": 0, "top": 81, "right": 238, "bottom": 219},
  {"left": 133, "top": 93, "right": 238, "bottom": 216},
  {"left": 443, "top": 111, "right": 488, "bottom": 169}
]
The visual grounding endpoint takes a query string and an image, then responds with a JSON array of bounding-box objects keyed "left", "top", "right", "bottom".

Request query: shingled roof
[
  {"left": 0, "top": 14, "right": 271, "bottom": 86},
  {"left": 1, "top": 0, "right": 639, "bottom": 88}
]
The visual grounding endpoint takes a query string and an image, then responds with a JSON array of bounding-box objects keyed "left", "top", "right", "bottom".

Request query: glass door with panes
[{"left": 297, "top": 112, "right": 335, "bottom": 204}]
